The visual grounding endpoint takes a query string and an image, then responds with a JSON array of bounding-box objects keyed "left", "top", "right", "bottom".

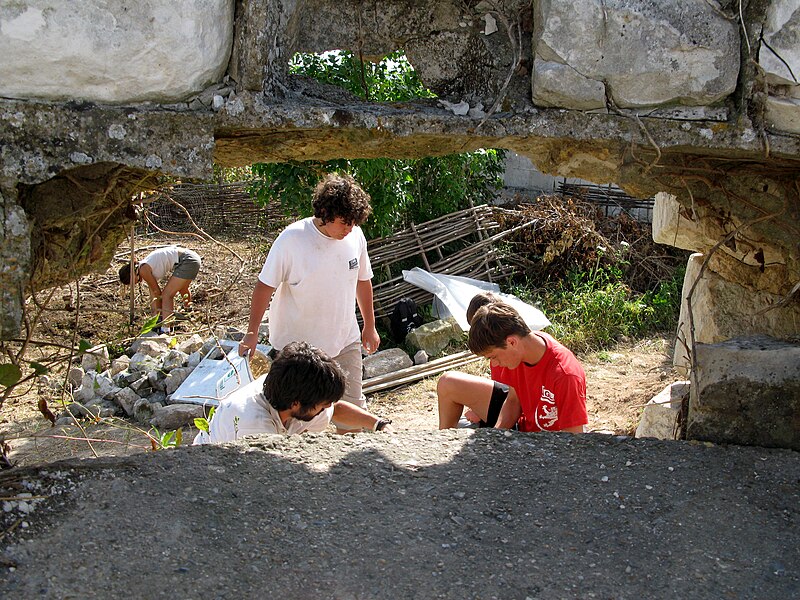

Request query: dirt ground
[{"left": 0, "top": 235, "right": 678, "bottom": 468}]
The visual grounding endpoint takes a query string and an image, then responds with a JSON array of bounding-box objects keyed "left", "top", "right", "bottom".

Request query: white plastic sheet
[{"left": 401, "top": 268, "right": 551, "bottom": 331}]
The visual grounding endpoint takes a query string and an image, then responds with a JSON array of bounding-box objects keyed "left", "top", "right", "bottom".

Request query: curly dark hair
[
  {"left": 312, "top": 172, "right": 372, "bottom": 226},
  {"left": 263, "top": 341, "right": 346, "bottom": 411}
]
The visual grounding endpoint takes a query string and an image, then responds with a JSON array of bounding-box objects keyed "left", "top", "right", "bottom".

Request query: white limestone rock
[
  {"left": 363, "top": 349, "right": 414, "bottom": 380},
  {"left": 165, "top": 367, "right": 194, "bottom": 395},
  {"left": 177, "top": 334, "right": 204, "bottom": 355},
  {"left": 113, "top": 387, "right": 141, "bottom": 417},
  {"left": 132, "top": 339, "right": 169, "bottom": 358},
  {"left": 414, "top": 350, "right": 429, "bottom": 365},
  {"left": 187, "top": 351, "right": 203, "bottom": 368},
  {"left": 129, "top": 352, "right": 160, "bottom": 373},
  {"left": 765, "top": 96, "right": 800, "bottom": 135},
  {"left": 110, "top": 355, "right": 130, "bottom": 376},
  {"left": 0, "top": 1, "right": 235, "bottom": 104},
  {"left": 80, "top": 346, "right": 109, "bottom": 373},
  {"left": 760, "top": 0, "right": 800, "bottom": 87},
  {"left": 162, "top": 349, "right": 189, "bottom": 371},
  {"left": 532, "top": 59, "right": 606, "bottom": 110},
  {"left": 635, "top": 381, "right": 689, "bottom": 440},
  {"left": 532, "top": 0, "right": 739, "bottom": 109},
  {"left": 150, "top": 403, "right": 204, "bottom": 430}
]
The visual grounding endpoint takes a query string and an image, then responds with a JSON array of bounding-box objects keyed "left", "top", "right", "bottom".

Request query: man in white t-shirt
[
  {"left": 239, "top": 173, "right": 380, "bottom": 433},
  {"left": 195, "top": 342, "right": 393, "bottom": 444}
]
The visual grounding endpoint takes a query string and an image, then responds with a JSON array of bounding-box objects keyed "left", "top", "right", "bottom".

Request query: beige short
[{"left": 331, "top": 340, "right": 366, "bottom": 409}]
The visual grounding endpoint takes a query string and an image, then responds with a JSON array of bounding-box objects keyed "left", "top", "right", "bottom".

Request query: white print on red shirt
[{"left": 535, "top": 385, "right": 558, "bottom": 429}]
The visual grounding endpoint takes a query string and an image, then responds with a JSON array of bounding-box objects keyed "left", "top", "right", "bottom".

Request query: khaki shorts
[
  {"left": 332, "top": 341, "right": 366, "bottom": 409},
  {"left": 173, "top": 249, "right": 201, "bottom": 280}
]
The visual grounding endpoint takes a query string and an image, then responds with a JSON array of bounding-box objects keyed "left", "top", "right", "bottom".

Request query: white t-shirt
[
  {"left": 140, "top": 246, "right": 180, "bottom": 280},
  {"left": 258, "top": 217, "right": 373, "bottom": 357},
  {"left": 192, "top": 376, "right": 333, "bottom": 444}
]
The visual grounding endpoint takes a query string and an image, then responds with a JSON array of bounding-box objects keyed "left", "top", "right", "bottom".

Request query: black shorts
[{"left": 479, "top": 382, "right": 511, "bottom": 428}]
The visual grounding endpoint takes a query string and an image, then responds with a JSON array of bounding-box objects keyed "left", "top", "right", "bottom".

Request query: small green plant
[
  {"left": 149, "top": 427, "right": 182, "bottom": 450},
  {"left": 194, "top": 406, "right": 216, "bottom": 433}
]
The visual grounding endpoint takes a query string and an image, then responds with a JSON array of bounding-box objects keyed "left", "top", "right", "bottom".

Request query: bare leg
[
  {"left": 436, "top": 371, "right": 496, "bottom": 429},
  {"left": 160, "top": 276, "right": 192, "bottom": 327}
]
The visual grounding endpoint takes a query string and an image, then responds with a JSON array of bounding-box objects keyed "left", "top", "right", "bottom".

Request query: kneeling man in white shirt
[{"left": 194, "top": 341, "right": 393, "bottom": 444}]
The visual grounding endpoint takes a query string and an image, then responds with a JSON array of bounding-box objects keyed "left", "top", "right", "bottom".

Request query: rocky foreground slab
[{"left": 0, "top": 430, "right": 797, "bottom": 599}]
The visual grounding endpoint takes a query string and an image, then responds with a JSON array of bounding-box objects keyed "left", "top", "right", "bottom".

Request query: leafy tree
[
  {"left": 289, "top": 50, "right": 436, "bottom": 102},
  {"left": 249, "top": 51, "right": 505, "bottom": 238}
]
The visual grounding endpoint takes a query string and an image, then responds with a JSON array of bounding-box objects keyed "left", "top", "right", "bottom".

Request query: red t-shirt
[{"left": 491, "top": 332, "right": 588, "bottom": 432}]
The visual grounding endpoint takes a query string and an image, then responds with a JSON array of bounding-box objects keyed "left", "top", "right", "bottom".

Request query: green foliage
[
  {"left": 248, "top": 50, "right": 505, "bottom": 238},
  {"left": 211, "top": 164, "right": 253, "bottom": 184},
  {"left": 28, "top": 361, "right": 49, "bottom": 376},
  {"left": 532, "top": 263, "right": 684, "bottom": 353},
  {"left": 194, "top": 406, "right": 216, "bottom": 434},
  {"left": 0, "top": 364, "right": 22, "bottom": 388},
  {"left": 151, "top": 427, "right": 182, "bottom": 450},
  {"left": 250, "top": 150, "right": 505, "bottom": 239},
  {"left": 139, "top": 314, "right": 160, "bottom": 336},
  {"left": 289, "top": 50, "right": 436, "bottom": 102}
]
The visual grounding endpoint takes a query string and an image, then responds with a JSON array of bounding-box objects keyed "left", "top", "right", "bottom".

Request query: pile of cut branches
[{"left": 494, "top": 195, "right": 687, "bottom": 294}]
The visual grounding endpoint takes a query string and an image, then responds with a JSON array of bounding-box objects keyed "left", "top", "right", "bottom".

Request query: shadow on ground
[{"left": 0, "top": 430, "right": 798, "bottom": 599}]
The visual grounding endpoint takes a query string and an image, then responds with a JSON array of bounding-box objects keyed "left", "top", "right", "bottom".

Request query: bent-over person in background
[{"left": 119, "top": 245, "right": 201, "bottom": 334}]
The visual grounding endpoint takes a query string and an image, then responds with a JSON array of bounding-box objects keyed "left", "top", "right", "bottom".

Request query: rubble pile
[{"left": 40, "top": 332, "right": 240, "bottom": 432}]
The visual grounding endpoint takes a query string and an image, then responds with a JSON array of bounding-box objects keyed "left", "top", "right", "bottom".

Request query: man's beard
[{"left": 292, "top": 406, "right": 321, "bottom": 422}]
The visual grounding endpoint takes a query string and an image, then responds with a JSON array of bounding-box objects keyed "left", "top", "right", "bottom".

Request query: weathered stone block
[
  {"left": 363, "top": 348, "right": 413, "bottom": 379},
  {"left": 406, "top": 318, "right": 463, "bottom": 357},
  {"left": 674, "top": 253, "right": 800, "bottom": 376},
  {"left": 532, "top": 0, "right": 739, "bottom": 109},
  {"left": 150, "top": 403, "right": 204, "bottom": 430},
  {"left": 0, "top": 1, "right": 235, "bottom": 104},
  {"left": 688, "top": 336, "right": 800, "bottom": 450},
  {"left": 635, "top": 381, "right": 689, "bottom": 440}
]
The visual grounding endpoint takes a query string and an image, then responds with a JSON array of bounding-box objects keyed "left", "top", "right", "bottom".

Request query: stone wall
[{"left": 1, "top": 2, "right": 799, "bottom": 418}]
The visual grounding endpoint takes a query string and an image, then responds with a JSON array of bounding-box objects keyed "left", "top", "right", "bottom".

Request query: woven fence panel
[{"left": 144, "top": 182, "right": 289, "bottom": 238}]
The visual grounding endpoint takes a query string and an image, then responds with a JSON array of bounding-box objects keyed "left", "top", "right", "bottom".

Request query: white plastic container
[{"left": 170, "top": 341, "right": 271, "bottom": 407}]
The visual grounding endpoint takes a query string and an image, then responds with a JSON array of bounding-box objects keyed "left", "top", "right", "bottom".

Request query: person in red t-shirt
[{"left": 437, "top": 293, "right": 587, "bottom": 433}]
